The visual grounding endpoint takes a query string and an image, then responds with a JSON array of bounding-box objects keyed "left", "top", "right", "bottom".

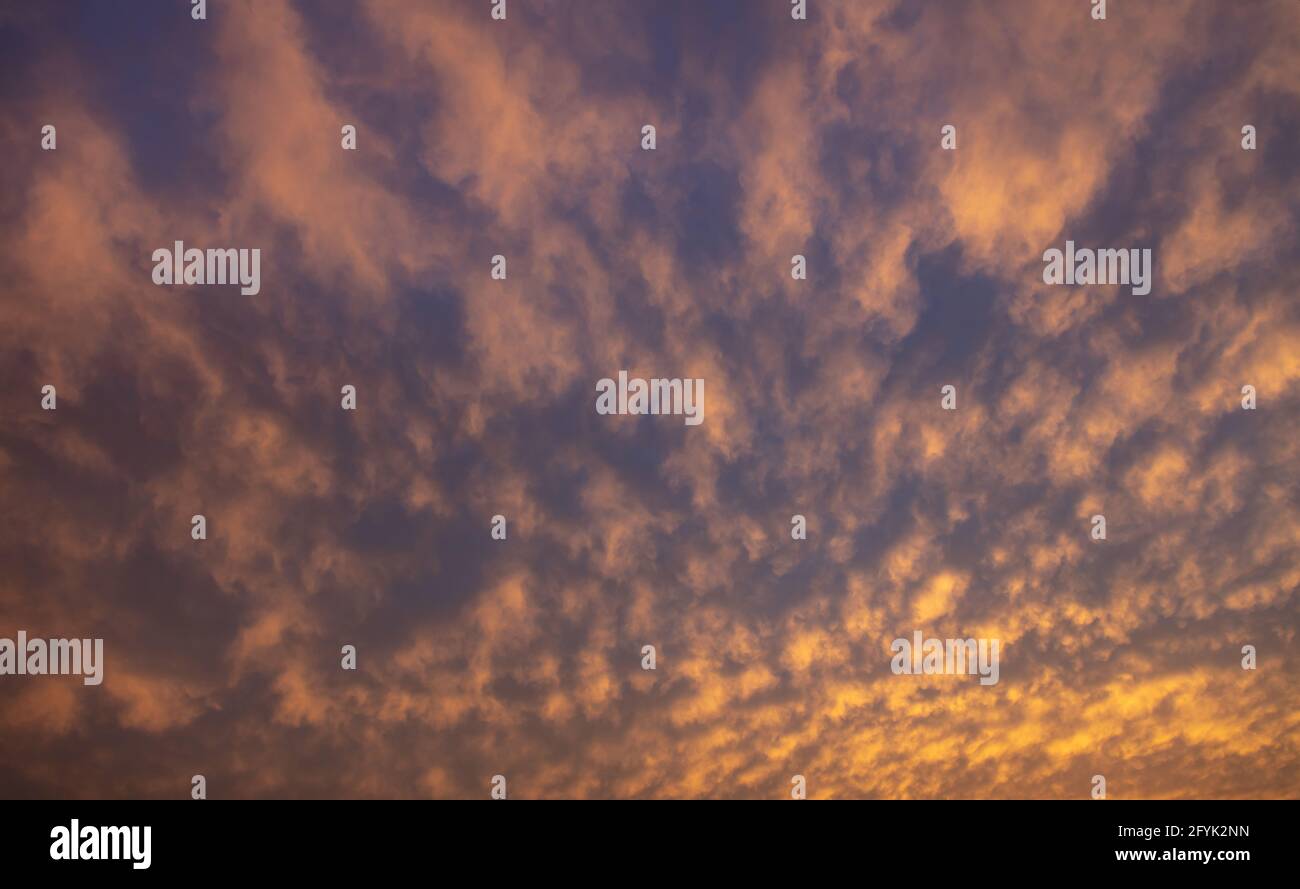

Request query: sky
[{"left": 0, "top": 0, "right": 1297, "bottom": 800}]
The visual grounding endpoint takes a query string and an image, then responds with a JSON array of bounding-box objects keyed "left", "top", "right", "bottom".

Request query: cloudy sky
[{"left": 0, "top": 0, "right": 1297, "bottom": 799}]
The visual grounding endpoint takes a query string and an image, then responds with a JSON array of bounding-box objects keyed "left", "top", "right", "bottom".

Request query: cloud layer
[{"left": 0, "top": 0, "right": 1297, "bottom": 799}]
